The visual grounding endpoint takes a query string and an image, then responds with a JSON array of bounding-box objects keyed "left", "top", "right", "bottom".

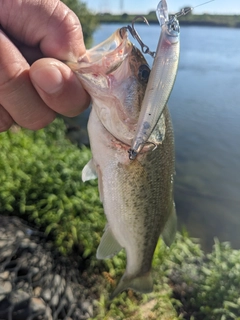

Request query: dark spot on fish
[
  {"left": 138, "top": 64, "right": 150, "bottom": 83},
  {"left": 143, "top": 121, "right": 150, "bottom": 130}
]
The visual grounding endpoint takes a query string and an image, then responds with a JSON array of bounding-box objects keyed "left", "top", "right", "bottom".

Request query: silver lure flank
[{"left": 129, "top": 0, "right": 180, "bottom": 160}]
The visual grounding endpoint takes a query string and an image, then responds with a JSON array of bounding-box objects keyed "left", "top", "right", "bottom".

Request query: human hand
[{"left": 0, "top": 0, "right": 90, "bottom": 132}]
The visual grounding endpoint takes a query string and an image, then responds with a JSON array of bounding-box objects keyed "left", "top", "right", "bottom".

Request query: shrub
[
  {"left": 166, "top": 234, "right": 240, "bottom": 319},
  {"left": 0, "top": 120, "right": 105, "bottom": 256}
]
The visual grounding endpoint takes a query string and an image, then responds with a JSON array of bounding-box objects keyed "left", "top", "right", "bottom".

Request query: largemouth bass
[{"left": 67, "top": 27, "right": 176, "bottom": 298}]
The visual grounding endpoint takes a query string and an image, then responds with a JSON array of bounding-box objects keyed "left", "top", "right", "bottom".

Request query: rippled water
[{"left": 92, "top": 24, "right": 240, "bottom": 250}]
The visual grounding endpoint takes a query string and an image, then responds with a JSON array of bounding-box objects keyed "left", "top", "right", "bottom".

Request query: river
[{"left": 92, "top": 24, "right": 240, "bottom": 250}]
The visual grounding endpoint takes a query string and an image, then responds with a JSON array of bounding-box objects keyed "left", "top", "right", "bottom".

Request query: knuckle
[
  {"left": 0, "top": 62, "right": 26, "bottom": 91},
  {"left": 0, "top": 106, "right": 13, "bottom": 132}
]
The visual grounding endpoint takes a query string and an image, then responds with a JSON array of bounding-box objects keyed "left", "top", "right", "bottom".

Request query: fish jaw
[{"left": 66, "top": 29, "right": 150, "bottom": 147}]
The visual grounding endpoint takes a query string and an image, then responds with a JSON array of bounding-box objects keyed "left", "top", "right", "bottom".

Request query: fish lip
[
  {"left": 109, "top": 133, "right": 158, "bottom": 155},
  {"left": 67, "top": 28, "right": 132, "bottom": 74}
]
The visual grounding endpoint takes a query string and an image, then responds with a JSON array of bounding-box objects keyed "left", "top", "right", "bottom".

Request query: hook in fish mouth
[
  {"left": 120, "top": 16, "right": 156, "bottom": 58},
  {"left": 128, "top": 141, "right": 157, "bottom": 160},
  {"left": 128, "top": 148, "right": 138, "bottom": 160}
]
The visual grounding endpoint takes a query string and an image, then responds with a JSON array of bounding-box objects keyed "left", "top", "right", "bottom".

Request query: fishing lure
[{"left": 128, "top": 0, "right": 214, "bottom": 160}]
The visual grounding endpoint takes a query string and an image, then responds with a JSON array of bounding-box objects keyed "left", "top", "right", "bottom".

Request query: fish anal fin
[
  {"left": 162, "top": 203, "right": 177, "bottom": 247},
  {"left": 110, "top": 272, "right": 153, "bottom": 299},
  {"left": 82, "top": 159, "right": 98, "bottom": 182},
  {"left": 97, "top": 224, "right": 122, "bottom": 260}
]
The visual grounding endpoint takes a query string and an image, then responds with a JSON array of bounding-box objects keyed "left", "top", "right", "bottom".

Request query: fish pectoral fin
[
  {"left": 110, "top": 272, "right": 153, "bottom": 299},
  {"left": 82, "top": 159, "right": 98, "bottom": 182},
  {"left": 96, "top": 224, "right": 122, "bottom": 260},
  {"left": 161, "top": 203, "right": 177, "bottom": 247}
]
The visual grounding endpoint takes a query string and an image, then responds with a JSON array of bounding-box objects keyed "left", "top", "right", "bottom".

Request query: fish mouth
[
  {"left": 66, "top": 27, "right": 153, "bottom": 150},
  {"left": 66, "top": 28, "right": 132, "bottom": 75}
]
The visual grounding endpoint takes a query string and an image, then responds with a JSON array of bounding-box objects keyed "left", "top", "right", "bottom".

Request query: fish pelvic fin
[
  {"left": 110, "top": 272, "right": 153, "bottom": 299},
  {"left": 82, "top": 159, "right": 98, "bottom": 182},
  {"left": 162, "top": 203, "right": 177, "bottom": 247},
  {"left": 97, "top": 224, "right": 122, "bottom": 259}
]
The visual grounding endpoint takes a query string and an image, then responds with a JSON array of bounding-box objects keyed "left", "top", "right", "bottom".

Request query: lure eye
[{"left": 138, "top": 64, "right": 150, "bottom": 83}]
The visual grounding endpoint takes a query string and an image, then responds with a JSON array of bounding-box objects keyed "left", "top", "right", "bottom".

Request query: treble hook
[
  {"left": 128, "top": 140, "right": 157, "bottom": 160},
  {"left": 126, "top": 16, "right": 156, "bottom": 58}
]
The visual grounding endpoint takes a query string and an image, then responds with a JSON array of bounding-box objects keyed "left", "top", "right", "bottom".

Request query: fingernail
[{"left": 31, "top": 65, "right": 63, "bottom": 94}]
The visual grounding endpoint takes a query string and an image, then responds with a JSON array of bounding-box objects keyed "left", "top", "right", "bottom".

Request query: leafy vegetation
[
  {"left": 169, "top": 237, "right": 240, "bottom": 319},
  {"left": 1, "top": 121, "right": 240, "bottom": 319},
  {"left": 90, "top": 233, "right": 240, "bottom": 319},
  {"left": 0, "top": 120, "right": 104, "bottom": 256}
]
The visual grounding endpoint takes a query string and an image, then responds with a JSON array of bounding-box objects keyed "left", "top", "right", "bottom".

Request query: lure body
[{"left": 129, "top": 0, "right": 180, "bottom": 160}]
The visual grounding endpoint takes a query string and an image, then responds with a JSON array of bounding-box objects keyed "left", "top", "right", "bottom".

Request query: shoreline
[{"left": 96, "top": 13, "right": 240, "bottom": 28}]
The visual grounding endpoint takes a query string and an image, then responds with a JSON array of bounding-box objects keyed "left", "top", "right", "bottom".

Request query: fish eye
[{"left": 138, "top": 64, "right": 150, "bottom": 83}]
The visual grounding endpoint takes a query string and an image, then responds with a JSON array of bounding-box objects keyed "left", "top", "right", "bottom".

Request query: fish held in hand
[{"left": 66, "top": 26, "right": 176, "bottom": 298}]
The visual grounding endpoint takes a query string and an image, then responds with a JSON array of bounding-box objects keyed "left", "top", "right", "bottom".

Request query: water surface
[{"left": 93, "top": 24, "right": 240, "bottom": 250}]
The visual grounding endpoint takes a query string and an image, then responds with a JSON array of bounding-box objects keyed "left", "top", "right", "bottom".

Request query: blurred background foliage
[
  {"left": 61, "top": 0, "right": 99, "bottom": 47},
  {"left": 96, "top": 12, "right": 240, "bottom": 28}
]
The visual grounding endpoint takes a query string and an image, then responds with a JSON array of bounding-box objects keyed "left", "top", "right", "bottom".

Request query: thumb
[{"left": 30, "top": 58, "right": 90, "bottom": 117}]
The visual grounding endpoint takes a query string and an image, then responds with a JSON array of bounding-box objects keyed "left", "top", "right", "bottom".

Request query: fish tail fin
[{"left": 110, "top": 272, "right": 153, "bottom": 299}]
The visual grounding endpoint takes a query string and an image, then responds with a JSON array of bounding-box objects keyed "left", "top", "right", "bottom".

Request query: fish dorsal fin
[
  {"left": 96, "top": 224, "right": 122, "bottom": 260},
  {"left": 82, "top": 159, "right": 98, "bottom": 182},
  {"left": 162, "top": 204, "right": 177, "bottom": 247},
  {"left": 110, "top": 272, "right": 153, "bottom": 299}
]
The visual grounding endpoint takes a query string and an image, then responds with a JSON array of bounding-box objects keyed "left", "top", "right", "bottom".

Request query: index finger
[{"left": 0, "top": 0, "right": 85, "bottom": 61}]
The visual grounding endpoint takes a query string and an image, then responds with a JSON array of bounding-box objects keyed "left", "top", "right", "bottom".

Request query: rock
[
  {"left": 81, "top": 300, "right": 93, "bottom": 317},
  {"left": 51, "top": 293, "right": 59, "bottom": 307},
  {"left": 41, "top": 288, "right": 52, "bottom": 302},
  {"left": 0, "top": 271, "right": 10, "bottom": 280},
  {"left": 33, "top": 286, "right": 42, "bottom": 297},
  {"left": 9, "top": 290, "right": 30, "bottom": 305},
  {"left": 0, "top": 281, "right": 12, "bottom": 301},
  {"left": 65, "top": 285, "right": 74, "bottom": 303},
  {"left": 0, "top": 240, "right": 8, "bottom": 249},
  {"left": 16, "top": 230, "right": 25, "bottom": 239},
  {"left": 29, "top": 297, "right": 52, "bottom": 319},
  {"left": 0, "top": 216, "right": 96, "bottom": 319},
  {"left": 19, "top": 238, "right": 37, "bottom": 250}
]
